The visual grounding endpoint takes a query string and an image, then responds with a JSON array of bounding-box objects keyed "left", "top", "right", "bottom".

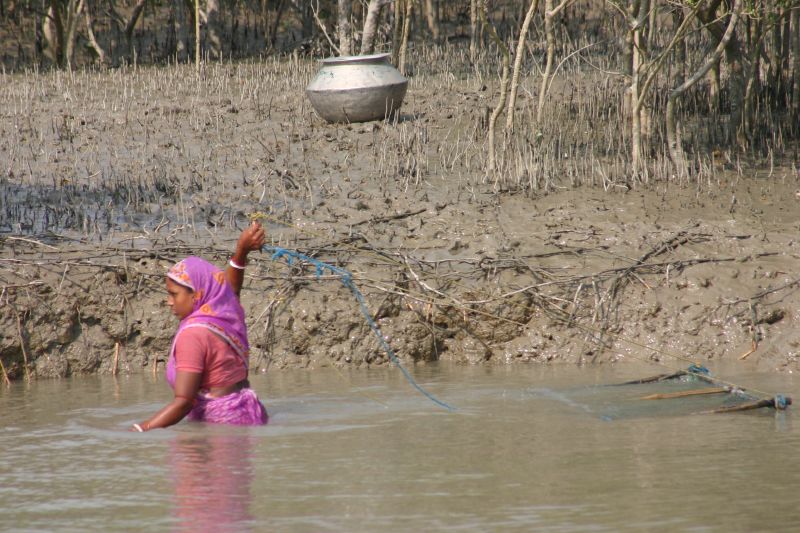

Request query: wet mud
[{"left": 1, "top": 60, "right": 800, "bottom": 380}]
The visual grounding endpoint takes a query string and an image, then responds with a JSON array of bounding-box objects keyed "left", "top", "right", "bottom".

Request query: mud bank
[{"left": 1, "top": 61, "right": 800, "bottom": 380}]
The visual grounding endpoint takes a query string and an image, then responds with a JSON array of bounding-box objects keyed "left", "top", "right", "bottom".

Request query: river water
[{"left": 2, "top": 363, "right": 799, "bottom": 532}]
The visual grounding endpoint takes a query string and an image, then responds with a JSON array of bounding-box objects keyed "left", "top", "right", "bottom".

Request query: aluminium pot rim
[{"left": 319, "top": 53, "right": 392, "bottom": 65}]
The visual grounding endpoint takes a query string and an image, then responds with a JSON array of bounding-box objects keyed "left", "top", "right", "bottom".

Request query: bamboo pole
[
  {"left": 640, "top": 387, "right": 729, "bottom": 400},
  {"left": 612, "top": 371, "right": 686, "bottom": 385}
]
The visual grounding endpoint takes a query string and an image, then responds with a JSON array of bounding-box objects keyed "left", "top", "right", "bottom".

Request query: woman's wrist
[{"left": 230, "top": 249, "right": 250, "bottom": 269}]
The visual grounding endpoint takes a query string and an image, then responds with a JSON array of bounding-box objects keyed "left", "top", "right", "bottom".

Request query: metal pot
[{"left": 306, "top": 53, "right": 408, "bottom": 123}]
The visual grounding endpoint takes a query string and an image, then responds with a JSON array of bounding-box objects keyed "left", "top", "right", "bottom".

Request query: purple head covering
[{"left": 165, "top": 256, "right": 249, "bottom": 386}]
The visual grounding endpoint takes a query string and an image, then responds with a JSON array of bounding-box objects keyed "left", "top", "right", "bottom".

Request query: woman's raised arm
[{"left": 226, "top": 221, "right": 266, "bottom": 298}]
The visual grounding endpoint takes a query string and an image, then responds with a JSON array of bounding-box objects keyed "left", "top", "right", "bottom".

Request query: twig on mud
[
  {"left": 605, "top": 223, "right": 702, "bottom": 303},
  {"left": 1, "top": 281, "right": 44, "bottom": 290},
  {"left": 403, "top": 257, "right": 465, "bottom": 307},
  {"left": 3, "top": 236, "right": 59, "bottom": 250},
  {"left": 720, "top": 276, "right": 800, "bottom": 307},
  {"left": 351, "top": 207, "right": 427, "bottom": 227}
]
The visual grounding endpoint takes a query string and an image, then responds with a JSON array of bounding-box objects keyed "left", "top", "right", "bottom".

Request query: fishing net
[{"left": 533, "top": 365, "right": 792, "bottom": 420}]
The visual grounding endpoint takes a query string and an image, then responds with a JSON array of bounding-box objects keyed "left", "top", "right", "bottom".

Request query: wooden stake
[
  {"left": 738, "top": 339, "right": 757, "bottom": 360},
  {"left": 0, "top": 357, "right": 11, "bottom": 386},
  {"left": 112, "top": 342, "right": 120, "bottom": 376},
  {"left": 16, "top": 313, "right": 30, "bottom": 382},
  {"left": 640, "top": 387, "right": 729, "bottom": 400}
]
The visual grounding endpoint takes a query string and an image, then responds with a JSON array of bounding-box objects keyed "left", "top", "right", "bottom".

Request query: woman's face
[{"left": 166, "top": 277, "right": 195, "bottom": 320}]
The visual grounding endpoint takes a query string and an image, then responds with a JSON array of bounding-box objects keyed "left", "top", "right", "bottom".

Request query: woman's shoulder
[
  {"left": 177, "top": 325, "right": 235, "bottom": 352},
  {"left": 175, "top": 325, "right": 219, "bottom": 349}
]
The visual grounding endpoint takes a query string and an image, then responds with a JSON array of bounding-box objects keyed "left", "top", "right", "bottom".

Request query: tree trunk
[
  {"left": 207, "top": 0, "right": 223, "bottom": 59},
  {"left": 43, "top": 0, "right": 84, "bottom": 69},
  {"left": 270, "top": 0, "right": 287, "bottom": 47},
  {"left": 697, "top": 0, "right": 746, "bottom": 146},
  {"left": 398, "top": 0, "right": 413, "bottom": 74},
  {"left": 83, "top": 0, "right": 107, "bottom": 65},
  {"left": 506, "top": 0, "right": 539, "bottom": 131},
  {"left": 704, "top": 58, "right": 719, "bottom": 110},
  {"left": 43, "top": 3, "right": 64, "bottom": 66},
  {"left": 124, "top": 0, "right": 148, "bottom": 59},
  {"left": 63, "top": 0, "right": 84, "bottom": 70},
  {"left": 742, "top": 12, "right": 763, "bottom": 143},
  {"left": 667, "top": 0, "right": 742, "bottom": 172},
  {"left": 361, "top": 0, "right": 390, "bottom": 55},
  {"left": 469, "top": 0, "right": 478, "bottom": 63},
  {"left": 194, "top": 0, "right": 200, "bottom": 72},
  {"left": 423, "top": 0, "right": 438, "bottom": 41},
  {"left": 629, "top": 0, "right": 646, "bottom": 173},
  {"left": 260, "top": 0, "right": 270, "bottom": 47},
  {"left": 645, "top": 0, "right": 656, "bottom": 49},
  {"left": 672, "top": 7, "right": 687, "bottom": 83},
  {"left": 767, "top": 8, "right": 782, "bottom": 93},
  {"left": 338, "top": 0, "right": 353, "bottom": 56},
  {"left": 392, "top": 0, "right": 402, "bottom": 63},
  {"left": 480, "top": 0, "right": 510, "bottom": 175},
  {"left": 536, "top": 0, "right": 556, "bottom": 123},
  {"left": 792, "top": 7, "right": 800, "bottom": 120}
]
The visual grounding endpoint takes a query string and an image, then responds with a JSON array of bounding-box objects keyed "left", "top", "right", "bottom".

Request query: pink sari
[{"left": 166, "top": 257, "right": 267, "bottom": 426}]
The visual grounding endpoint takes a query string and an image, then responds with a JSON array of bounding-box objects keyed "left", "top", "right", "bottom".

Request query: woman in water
[{"left": 132, "top": 222, "right": 268, "bottom": 431}]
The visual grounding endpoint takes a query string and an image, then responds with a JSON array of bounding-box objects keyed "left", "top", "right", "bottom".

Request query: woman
[{"left": 132, "top": 222, "right": 268, "bottom": 431}]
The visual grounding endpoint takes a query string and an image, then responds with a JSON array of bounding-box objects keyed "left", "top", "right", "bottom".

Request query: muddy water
[{"left": 2, "top": 364, "right": 800, "bottom": 532}]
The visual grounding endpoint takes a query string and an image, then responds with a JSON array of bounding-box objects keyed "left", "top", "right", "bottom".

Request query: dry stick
[
  {"left": 351, "top": 207, "right": 426, "bottom": 227},
  {"left": 5, "top": 236, "right": 59, "bottom": 250}
]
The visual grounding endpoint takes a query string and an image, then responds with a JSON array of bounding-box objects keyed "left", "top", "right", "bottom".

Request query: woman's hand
[
  {"left": 227, "top": 221, "right": 265, "bottom": 297},
  {"left": 130, "top": 371, "right": 202, "bottom": 432},
  {"left": 234, "top": 221, "right": 266, "bottom": 260}
]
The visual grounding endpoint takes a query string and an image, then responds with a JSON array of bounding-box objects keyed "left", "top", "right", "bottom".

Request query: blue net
[{"left": 263, "top": 246, "right": 455, "bottom": 411}]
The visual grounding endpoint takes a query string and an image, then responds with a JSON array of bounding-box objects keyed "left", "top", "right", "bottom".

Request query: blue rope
[
  {"left": 687, "top": 363, "right": 710, "bottom": 375},
  {"left": 775, "top": 395, "right": 791, "bottom": 410},
  {"left": 263, "top": 245, "right": 456, "bottom": 411}
]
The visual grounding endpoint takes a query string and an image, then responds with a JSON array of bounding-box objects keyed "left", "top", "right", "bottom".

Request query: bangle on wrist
[
  {"left": 229, "top": 258, "right": 246, "bottom": 270},
  {"left": 133, "top": 423, "right": 144, "bottom": 432}
]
